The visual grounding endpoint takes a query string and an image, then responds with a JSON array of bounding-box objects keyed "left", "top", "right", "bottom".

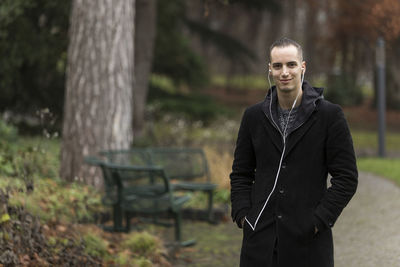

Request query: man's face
[{"left": 269, "top": 45, "right": 305, "bottom": 93}]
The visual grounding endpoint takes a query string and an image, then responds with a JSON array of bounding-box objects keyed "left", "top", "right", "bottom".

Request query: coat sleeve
[
  {"left": 230, "top": 108, "right": 256, "bottom": 227},
  {"left": 314, "top": 104, "right": 358, "bottom": 229}
]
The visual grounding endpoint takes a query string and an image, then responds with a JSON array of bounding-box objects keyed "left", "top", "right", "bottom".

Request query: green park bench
[
  {"left": 85, "top": 156, "right": 195, "bottom": 246},
  {"left": 147, "top": 147, "right": 217, "bottom": 222},
  {"left": 100, "top": 147, "right": 217, "bottom": 222}
]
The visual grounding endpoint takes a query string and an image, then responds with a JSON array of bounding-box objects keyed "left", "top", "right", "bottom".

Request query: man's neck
[{"left": 277, "top": 87, "right": 303, "bottom": 110}]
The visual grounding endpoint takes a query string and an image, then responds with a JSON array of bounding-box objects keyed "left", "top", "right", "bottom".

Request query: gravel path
[
  {"left": 334, "top": 172, "right": 400, "bottom": 267},
  {"left": 171, "top": 171, "right": 400, "bottom": 266}
]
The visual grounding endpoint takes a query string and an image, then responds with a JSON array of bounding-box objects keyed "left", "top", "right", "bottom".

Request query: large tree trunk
[
  {"left": 133, "top": 0, "right": 157, "bottom": 138},
  {"left": 60, "top": 0, "right": 135, "bottom": 187}
]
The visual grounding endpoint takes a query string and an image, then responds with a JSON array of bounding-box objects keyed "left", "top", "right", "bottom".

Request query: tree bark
[
  {"left": 60, "top": 0, "right": 135, "bottom": 187},
  {"left": 133, "top": 0, "right": 157, "bottom": 138}
]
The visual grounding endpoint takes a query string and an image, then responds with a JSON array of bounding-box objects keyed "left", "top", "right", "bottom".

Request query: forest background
[{"left": 1, "top": 0, "right": 400, "bottom": 266}]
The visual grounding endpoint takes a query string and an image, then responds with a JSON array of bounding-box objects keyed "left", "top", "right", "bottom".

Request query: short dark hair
[{"left": 269, "top": 37, "right": 303, "bottom": 62}]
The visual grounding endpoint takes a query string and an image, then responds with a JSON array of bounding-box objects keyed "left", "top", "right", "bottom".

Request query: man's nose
[{"left": 281, "top": 66, "right": 289, "bottom": 76}]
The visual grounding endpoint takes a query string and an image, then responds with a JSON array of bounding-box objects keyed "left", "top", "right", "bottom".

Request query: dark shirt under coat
[{"left": 230, "top": 81, "right": 358, "bottom": 267}]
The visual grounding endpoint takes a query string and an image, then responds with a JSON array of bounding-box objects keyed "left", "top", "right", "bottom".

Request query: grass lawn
[
  {"left": 351, "top": 130, "right": 400, "bottom": 186},
  {"left": 351, "top": 130, "right": 400, "bottom": 151},
  {"left": 357, "top": 157, "right": 400, "bottom": 186}
]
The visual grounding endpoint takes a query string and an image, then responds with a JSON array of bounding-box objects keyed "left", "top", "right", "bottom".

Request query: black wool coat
[{"left": 230, "top": 81, "right": 358, "bottom": 267}]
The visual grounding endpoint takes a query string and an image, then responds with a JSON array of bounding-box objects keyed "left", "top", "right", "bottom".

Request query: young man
[{"left": 230, "top": 37, "right": 358, "bottom": 267}]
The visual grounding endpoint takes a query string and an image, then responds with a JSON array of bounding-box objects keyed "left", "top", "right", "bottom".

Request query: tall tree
[
  {"left": 60, "top": 0, "right": 135, "bottom": 187},
  {"left": 133, "top": 0, "right": 157, "bottom": 138},
  {"left": 323, "top": 0, "right": 400, "bottom": 107},
  {"left": 369, "top": 0, "right": 400, "bottom": 109}
]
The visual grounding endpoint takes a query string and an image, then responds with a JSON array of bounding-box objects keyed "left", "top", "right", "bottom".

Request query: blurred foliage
[
  {"left": 0, "top": 0, "right": 258, "bottom": 128},
  {"left": 148, "top": 81, "right": 235, "bottom": 125},
  {"left": 133, "top": 113, "right": 239, "bottom": 148},
  {"left": 82, "top": 233, "right": 109, "bottom": 258},
  {"left": 187, "top": 189, "right": 230, "bottom": 210},
  {"left": 324, "top": 73, "right": 364, "bottom": 106},
  {"left": 116, "top": 231, "right": 167, "bottom": 267},
  {"left": 0, "top": 119, "right": 18, "bottom": 142},
  {"left": 211, "top": 74, "right": 268, "bottom": 90},
  {"left": 122, "top": 231, "right": 163, "bottom": 258},
  {"left": 0, "top": 0, "right": 70, "bottom": 117},
  {"left": 4, "top": 177, "right": 104, "bottom": 224},
  {"left": 0, "top": 110, "right": 59, "bottom": 180},
  {"left": 153, "top": 0, "right": 209, "bottom": 88},
  {"left": 0, "top": 124, "right": 103, "bottom": 224},
  {"left": 183, "top": 17, "right": 257, "bottom": 67},
  {"left": 153, "top": 0, "right": 261, "bottom": 89},
  {"left": 226, "top": 0, "right": 281, "bottom": 11}
]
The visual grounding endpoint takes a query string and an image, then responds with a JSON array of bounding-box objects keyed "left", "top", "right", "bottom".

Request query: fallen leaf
[{"left": 56, "top": 225, "right": 67, "bottom": 232}]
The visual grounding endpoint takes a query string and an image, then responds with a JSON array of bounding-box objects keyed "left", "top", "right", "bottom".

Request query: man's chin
[{"left": 277, "top": 86, "right": 293, "bottom": 92}]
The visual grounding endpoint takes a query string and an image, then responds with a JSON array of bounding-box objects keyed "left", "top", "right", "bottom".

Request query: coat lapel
[
  {"left": 260, "top": 112, "right": 283, "bottom": 153},
  {"left": 260, "top": 89, "right": 283, "bottom": 153},
  {"left": 285, "top": 115, "right": 317, "bottom": 157}
]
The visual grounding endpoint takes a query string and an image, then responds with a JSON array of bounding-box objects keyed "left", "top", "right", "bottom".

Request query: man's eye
[{"left": 288, "top": 63, "right": 297, "bottom": 67}]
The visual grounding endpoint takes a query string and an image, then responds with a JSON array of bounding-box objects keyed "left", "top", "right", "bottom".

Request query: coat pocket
[{"left": 289, "top": 211, "right": 316, "bottom": 244}]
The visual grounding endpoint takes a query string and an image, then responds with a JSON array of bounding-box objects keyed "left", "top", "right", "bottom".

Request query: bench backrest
[
  {"left": 148, "top": 147, "right": 210, "bottom": 182},
  {"left": 100, "top": 149, "right": 151, "bottom": 166},
  {"left": 97, "top": 147, "right": 211, "bottom": 182},
  {"left": 104, "top": 163, "right": 173, "bottom": 213}
]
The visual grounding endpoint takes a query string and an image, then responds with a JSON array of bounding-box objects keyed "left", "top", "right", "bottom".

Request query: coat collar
[
  {"left": 260, "top": 81, "right": 324, "bottom": 155},
  {"left": 261, "top": 80, "right": 323, "bottom": 136}
]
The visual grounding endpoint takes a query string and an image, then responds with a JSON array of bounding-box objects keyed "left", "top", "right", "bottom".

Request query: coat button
[
  {"left": 277, "top": 214, "right": 282, "bottom": 219},
  {"left": 281, "top": 163, "right": 287, "bottom": 169},
  {"left": 279, "top": 189, "right": 284, "bottom": 194}
]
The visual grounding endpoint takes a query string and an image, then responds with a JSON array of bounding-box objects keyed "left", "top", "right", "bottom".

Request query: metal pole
[{"left": 376, "top": 37, "right": 386, "bottom": 157}]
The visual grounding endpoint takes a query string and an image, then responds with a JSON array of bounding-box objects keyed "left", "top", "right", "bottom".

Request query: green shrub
[
  {"left": 0, "top": 119, "right": 18, "bottom": 142},
  {"left": 4, "top": 177, "right": 103, "bottom": 224},
  {"left": 186, "top": 189, "right": 230, "bottom": 209},
  {"left": 122, "top": 231, "right": 162, "bottom": 258},
  {"left": 148, "top": 84, "right": 234, "bottom": 124},
  {"left": 0, "top": 135, "right": 60, "bottom": 182},
  {"left": 132, "top": 257, "right": 153, "bottom": 267},
  {"left": 214, "top": 188, "right": 230, "bottom": 204},
  {"left": 82, "top": 233, "right": 109, "bottom": 259},
  {"left": 114, "top": 251, "right": 131, "bottom": 266}
]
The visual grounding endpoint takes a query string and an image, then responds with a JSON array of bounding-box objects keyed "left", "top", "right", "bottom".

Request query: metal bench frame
[{"left": 85, "top": 156, "right": 195, "bottom": 246}]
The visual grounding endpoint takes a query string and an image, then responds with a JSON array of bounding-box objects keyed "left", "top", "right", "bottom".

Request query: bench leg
[
  {"left": 174, "top": 211, "right": 182, "bottom": 242},
  {"left": 173, "top": 211, "right": 196, "bottom": 247},
  {"left": 207, "top": 190, "right": 214, "bottom": 223},
  {"left": 125, "top": 212, "right": 131, "bottom": 232},
  {"left": 113, "top": 204, "right": 126, "bottom": 232}
]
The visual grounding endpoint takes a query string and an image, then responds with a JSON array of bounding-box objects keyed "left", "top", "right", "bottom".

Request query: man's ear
[{"left": 301, "top": 61, "right": 306, "bottom": 74}]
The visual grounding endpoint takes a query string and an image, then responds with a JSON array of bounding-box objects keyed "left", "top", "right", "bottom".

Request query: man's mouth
[{"left": 280, "top": 79, "right": 292, "bottom": 83}]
